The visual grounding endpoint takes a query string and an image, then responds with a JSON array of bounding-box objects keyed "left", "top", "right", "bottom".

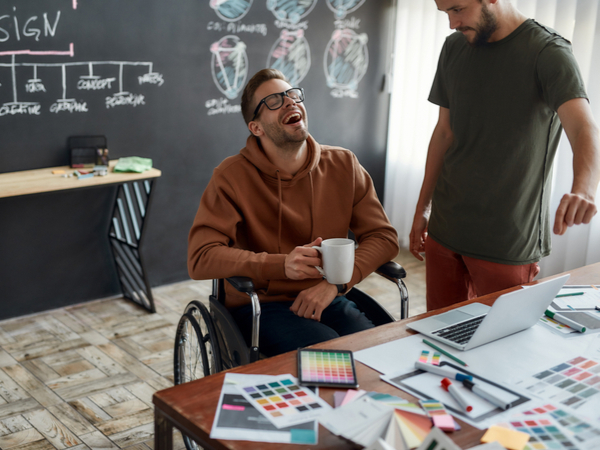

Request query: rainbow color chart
[
  {"left": 237, "top": 375, "right": 332, "bottom": 428},
  {"left": 298, "top": 349, "right": 357, "bottom": 388}
]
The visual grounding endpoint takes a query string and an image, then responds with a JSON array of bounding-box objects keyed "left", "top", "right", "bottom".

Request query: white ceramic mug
[{"left": 312, "top": 238, "right": 355, "bottom": 284}]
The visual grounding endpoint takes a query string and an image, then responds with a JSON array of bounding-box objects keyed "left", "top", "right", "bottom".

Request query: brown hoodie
[{"left": 188, "top": 134, "right": 399, "bottom": 308}]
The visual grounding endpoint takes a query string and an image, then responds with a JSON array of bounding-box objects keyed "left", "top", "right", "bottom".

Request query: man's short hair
[{"left": 241, "top": 69, "right": 289, "bottom": 125}]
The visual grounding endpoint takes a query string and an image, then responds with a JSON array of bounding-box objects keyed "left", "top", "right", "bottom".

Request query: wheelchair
[{"left": 173, "top": 262, "right": 408, "bottom": 450}]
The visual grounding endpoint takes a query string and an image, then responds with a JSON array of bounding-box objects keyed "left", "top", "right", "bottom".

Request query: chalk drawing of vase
[
  {"left": 266, "top": 0, "right": 318, "bottom": 24},
  {"left": 267, "top": 29, "right": 311, "bottom": 85},
  {"left": 324, "top": 29, "right": 368, "bottom": 91},
  {"left": 210, "top": 0, "right": 253, "bottom": 22},
  {"left": 326, "top": 0, "right": 366, "bottom": 19},
  {"left": 210, "top": 36, "right": 248, "bottom": 99}
]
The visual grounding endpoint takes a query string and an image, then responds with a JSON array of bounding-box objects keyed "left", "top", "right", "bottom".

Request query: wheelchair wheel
[{"left": 174, "top": 302, "right": 221, "bottom": 385}]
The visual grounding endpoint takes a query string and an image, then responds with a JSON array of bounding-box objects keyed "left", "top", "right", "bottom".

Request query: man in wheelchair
[{"left": 188, "top": 68, "right": 399, "bottom": 357}]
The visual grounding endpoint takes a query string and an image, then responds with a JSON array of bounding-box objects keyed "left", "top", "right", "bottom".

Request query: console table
[{"left": 0, "top": 160, "right": 161, "bottom": 313}]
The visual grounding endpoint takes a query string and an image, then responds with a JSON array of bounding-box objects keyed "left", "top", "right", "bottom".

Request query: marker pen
[
  {"left": 462, "top": 379, "right": 510, "bottom": 410},
  {"left": 414, "top": 361, "right": 473, "bottom": 382},
  {"left": 544, "top": 310, "right": 587, "bottom": 332},
  {"left": 441, "top": 378, "right": 472, "bottom": 412}
]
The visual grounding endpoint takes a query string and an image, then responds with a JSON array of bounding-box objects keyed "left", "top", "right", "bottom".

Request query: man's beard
[
  {"left": 262, "top": 119, "right": 309, "bottom": 151},
  {"left": 462, "top": 3, "right": 499, "bottom": 47}
]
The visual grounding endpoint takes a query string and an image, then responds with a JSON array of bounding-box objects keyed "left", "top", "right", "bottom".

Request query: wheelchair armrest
[
  {"left": 226, "top": 276, "right": 256, "bottom": 293},
  {"left": 375, "top": 261, "right": 406, "bottom": 279}
]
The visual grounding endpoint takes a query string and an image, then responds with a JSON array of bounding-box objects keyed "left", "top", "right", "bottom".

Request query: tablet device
[{"left": 297, "top": 348, "right": 358, "bottom": 388}]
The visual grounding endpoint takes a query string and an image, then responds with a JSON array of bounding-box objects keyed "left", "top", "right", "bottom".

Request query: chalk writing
[
  {"left": 50, "top": 98, "right": 88, "bottom": 113},
  {"left": 25, "top": 79, "right": 46, "bottom": 92},
  {"left": 267, "top": 29, "right": 310, "bottom": 85},
  {"left": 105, "top": 92, "right": 145, "bottom": 108},
  {"left": 138, "top": 72, "right": 164, "bottom": 86},
  {"left": 326, "top": 0, "right": 366, "bottom": 19},
  {"left": 210, "top": 0, "right": 253, "bottom": 22},
  {"left": 330, "top": 88, "right": 358, "bottom": 99},
  {"left": 77, "top": 76, "right": 116, "bottom": 90},
  {"left": 267, "top": 0, "right": 317, "bottom": 25},
  {"left": 334, "top": 17, "right": 361, "bottom": 30},
  {"left": 0, "top": 7, "right": 61, "bottom": 42},
  {"left": 0, "top": 102, "right": 41, "bottom": 116},
  {"left": 324, "top": 29, "right": 368, "bottom": 95},
  {"left": 205, "top": 97, "right": 241, "bottom": 116},
  {"left": 210, "top": 35, "right": 248, "bottom": 100},
  {"left": 274, "top": 19, "right": 308, "bottom": 30},
  {"left": 227, "top": 22, "right": 268, "bottom": 36}
]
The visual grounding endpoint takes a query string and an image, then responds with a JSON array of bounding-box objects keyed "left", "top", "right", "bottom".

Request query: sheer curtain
[{"left": 385, "top": 0, "right": 600, "bottom": 277}]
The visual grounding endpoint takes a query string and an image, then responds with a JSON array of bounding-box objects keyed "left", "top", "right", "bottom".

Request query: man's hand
[
  {"left": 285, "top": 237, "right": 324, "bottom": 280},
  {"left": 553, "top": 193, "right": 597, "bottom": 235},
  {"left": 409, "top": 212, "right": 429, "bottom": 261},
  {"left": 290, "top": 280, "right": 338, "bottom": 321}
]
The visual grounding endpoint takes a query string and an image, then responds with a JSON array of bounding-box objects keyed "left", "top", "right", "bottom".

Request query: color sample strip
[
  {"left": 419, "top": 350, "right": 430, "bottom": 363},
  {"left": 432, "top": 352, "right": 441, "bottom": 366},
  {"left": 528, "top": 356, "right": 600, "bottom": 410},
  {"left": 238, "top": 375, "right": 331, "bottom": 429},
  {"left": 300, "top": 351, "right": 356, "bottom": 385}
]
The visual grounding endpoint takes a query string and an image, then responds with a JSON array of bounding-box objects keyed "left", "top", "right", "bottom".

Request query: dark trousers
[{"left": 230, "top": 296, "right": 374, "bottom": 357}]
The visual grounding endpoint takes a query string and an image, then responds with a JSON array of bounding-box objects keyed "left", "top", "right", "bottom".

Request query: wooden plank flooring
[{"left": 0, "top": 250, "right": 425, "bottom": 449}]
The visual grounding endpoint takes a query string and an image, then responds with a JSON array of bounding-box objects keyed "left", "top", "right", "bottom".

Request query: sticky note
[
  {"left": 432, "top": 414, "right": 456, "bottom": 431},
  {"left": 481, "top": 425, "right": 530, "bottom": 450},
  {"left": 52, "top": 170, "right": 65, "bottom": 174}
]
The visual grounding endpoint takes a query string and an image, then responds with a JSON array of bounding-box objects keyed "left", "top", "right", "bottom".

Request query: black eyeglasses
[{"left": 251, "top": 87, "right": 304, "bottom": 121}]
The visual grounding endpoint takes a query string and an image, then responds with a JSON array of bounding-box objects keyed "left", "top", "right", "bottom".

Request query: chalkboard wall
[{"left": 0, "top": 0, "right": 394, "bottom": 319}]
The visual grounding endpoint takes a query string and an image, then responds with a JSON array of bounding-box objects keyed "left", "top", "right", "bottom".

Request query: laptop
[{"left": 407, "top": 274, "right": 570, "bottom": 351}]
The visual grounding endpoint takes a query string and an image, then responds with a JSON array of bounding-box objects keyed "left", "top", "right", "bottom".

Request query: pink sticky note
[
  {"left": 223, "top": 404, "right": 245, "bottom": 411},
  {"left": 432, "top": 414, "right": 456, "bottom": 431}
]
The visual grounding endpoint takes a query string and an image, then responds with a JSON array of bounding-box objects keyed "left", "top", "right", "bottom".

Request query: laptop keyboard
[{"left": 432, "top": 315, "right": 485, "bottom": 345}]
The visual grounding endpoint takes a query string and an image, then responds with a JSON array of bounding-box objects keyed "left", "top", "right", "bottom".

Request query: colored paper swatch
[
  {"left": 238, "top": 374, "right": 332, "bottom": 428},
  {"left": 506, "top": 417, "right": 581, "bottom": 450},
  {"left": 299, "top": 350, "right": 357, "bottom": 387},
  {"left": 481, "top": 425, "right": 530, "bottom": 450},
  {"left": 432, "top": 352, "right": 441, "bottom": 366},
  {"left": 419, "top": 350, "right": 429, "bottom": 363},
  {"left": 521, "top": 404, "right": 600, "bottom": 445},
  {"left": 393, "top": 409, "right": 432, "bottom": 448}
]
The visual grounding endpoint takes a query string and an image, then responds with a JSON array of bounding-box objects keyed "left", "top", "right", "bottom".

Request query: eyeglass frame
[{"left": 251, "top": 87, "right": 305, "bottom": 122}]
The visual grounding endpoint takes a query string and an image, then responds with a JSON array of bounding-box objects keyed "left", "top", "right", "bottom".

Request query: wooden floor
[{"left": 0, "top": 250, "right": 425, "bottom": 450}]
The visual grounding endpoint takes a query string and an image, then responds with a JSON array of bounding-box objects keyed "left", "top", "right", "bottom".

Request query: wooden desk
[
  {"left": 153, "top": 264, "right": 600, "bottom": 449},
  {"left": 0, "top": 160, "right": 161, "bottom": 312}
]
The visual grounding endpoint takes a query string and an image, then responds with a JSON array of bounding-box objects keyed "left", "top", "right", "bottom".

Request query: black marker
[{"left": 462, "top": 379, "right": 511, "bottom": 410}]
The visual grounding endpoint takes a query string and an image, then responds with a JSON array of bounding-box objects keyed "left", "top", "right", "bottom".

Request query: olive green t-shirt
[{"left": 428, "top": 19, "right": 588, "bottom": 265}]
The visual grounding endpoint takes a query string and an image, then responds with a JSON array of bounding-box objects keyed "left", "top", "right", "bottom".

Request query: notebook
[{"left": 407, "top": 275, "right": 570, "bottom": 351}]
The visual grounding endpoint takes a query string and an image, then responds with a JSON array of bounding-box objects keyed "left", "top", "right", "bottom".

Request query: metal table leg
[{"left": 108, "top": 178, "right": 157, "bottom": 312}]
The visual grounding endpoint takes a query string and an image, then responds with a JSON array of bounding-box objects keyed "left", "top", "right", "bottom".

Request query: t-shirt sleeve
[
  {"left": 537, "top": 38, "right": 588, "bottom": 111},
  {"left": 428, "top": 39, "right": 450, "bottom": 108}
]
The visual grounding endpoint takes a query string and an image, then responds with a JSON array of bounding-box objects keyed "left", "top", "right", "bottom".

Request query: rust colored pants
[{"left": 425, "top": 238, "right": 540, "bottom": 311}]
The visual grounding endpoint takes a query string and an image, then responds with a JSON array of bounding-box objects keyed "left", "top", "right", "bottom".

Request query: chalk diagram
[
  {"left": 0, "top": 45, "right": 164, "bottom": 116},
  {"left": 267, "top": 29, "right": 310, "bottom": 85},
  {"left": 209, "top": 0, "right": 253, "bottom": 22},
  {"left": 210, "top": 35, "right": 248, "bottom": 99},
  {"left": 326, "top": 0, "right": 366, "bottom": 19},
  {"left": 266, "top": 0, "right": 318, "bottom": 25},
  {"left": 324, "top": 29, "right": 368, "bottom": 94}
]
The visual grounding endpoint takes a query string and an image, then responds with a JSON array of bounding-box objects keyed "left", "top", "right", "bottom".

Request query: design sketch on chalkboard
[
  {"left": 210, "top": 35, "right": 248, "bottom": 99},
  {"left": 0, "top": 45, "right": 164, "bottom": 116},
  {"left": 326, "top": 0, "right": 366, "bottom": 19},
  {"left": 266, "top": 0, "right": 318, "bottom": 25},
  {"left": 324, "top": 29, "right": 368, "bottom": 97},
  {"left": 267, "top": 29, "right": 311, "bottom": 85},
  {"left": 210, "top": 0, "right": 254, "bottom": 22}
]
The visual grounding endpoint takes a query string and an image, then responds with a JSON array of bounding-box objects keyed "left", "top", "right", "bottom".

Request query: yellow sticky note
[
  {"left": 481, "top": 425, "right": 530, "bottom": 450},
  {"left": 52, "top": 170, "right": 66, "bottom": 175}
]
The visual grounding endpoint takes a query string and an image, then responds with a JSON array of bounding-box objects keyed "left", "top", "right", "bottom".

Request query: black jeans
[{"left": 230, "top": 296, "right": 374, "bottom": 357}]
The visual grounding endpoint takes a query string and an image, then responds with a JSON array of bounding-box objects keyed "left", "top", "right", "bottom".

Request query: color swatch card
[
  {"left": 237, "top": 374, "right": 332, "bottom": 429},
  {"left": 298, "top": 349, "right": 358, "bottom": 388},
  {"left": 513, "top": 356, "right": 600, "bottom": 421},
  {"left": 502, "top": 415, "right": 582, "bottom": 450}
]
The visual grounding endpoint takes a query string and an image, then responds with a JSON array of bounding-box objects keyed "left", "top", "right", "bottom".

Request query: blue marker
[{"left": 415, "top": 361, "right": 472, "bottom": 382}]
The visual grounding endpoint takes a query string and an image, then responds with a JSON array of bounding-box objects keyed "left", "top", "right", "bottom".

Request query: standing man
[
  {"left": 410, "top": 0, "right": 600, "bottom": 310},
  {"left": 188, "top": 69, "right": 399, "bottom": 356}
]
